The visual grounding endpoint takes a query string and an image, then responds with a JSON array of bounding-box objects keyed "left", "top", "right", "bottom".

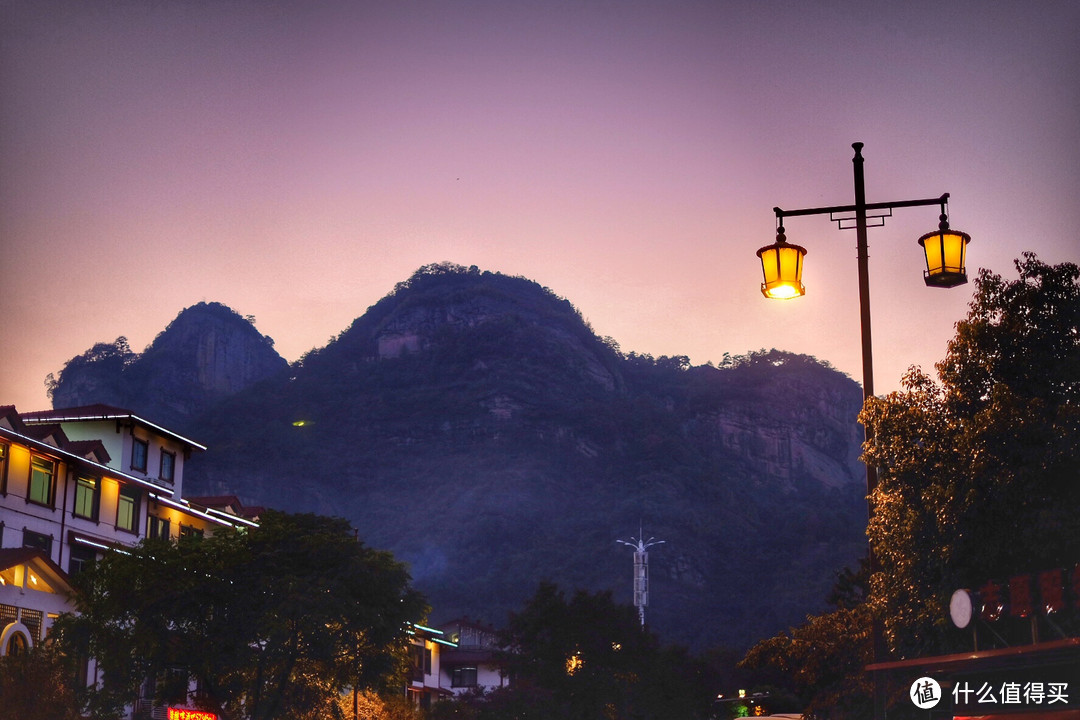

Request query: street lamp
[
  {"left": 758, "top": 142, "right": 970, "bottom": 470},
  {"left": 759, "top": 142, "right": 970, "bottom": 717}
]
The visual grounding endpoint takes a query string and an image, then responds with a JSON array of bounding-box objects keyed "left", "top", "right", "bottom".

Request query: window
[
  {"left": 68, "top": 545, "right": 97, "bottom": 576},
  {"left": 73, "top": 476, "right": 99, "bottom": 520},
  {"left": 117, "top": 485, "right": 140, "bottom": 533},
  {"left": 148, "top": 515, "right": 170, "bottom": 540},
  {"left": 0, "top": 442, "right": 8, "bottom": 494},
  {"left": 451, "top": 667, "right": 478, "bottom": 688},
  {"left": 22, "top": 530, "right": 52, "bottom": 556},
  {"left": 160, "top": 450, "right": 175, "bottom": 482},
  {"left": 28, "top": 456, "right": 56, "bottom": 506},
  {"left": 131, "top": 438, "right": 148, "bottom": 472},
  {"left": 179, "top": 524, "right": 204, "bottom": 541},
  {"left": 5, "top": 630, "right": 28, "bottom": 656},
  {"left": 410, "top": 645, "right": 432, "bottom": 682}
]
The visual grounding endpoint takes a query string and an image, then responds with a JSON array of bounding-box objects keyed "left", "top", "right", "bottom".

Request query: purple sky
[{"left": 2, "top": 0, "right": 1078, "bottom": 412}]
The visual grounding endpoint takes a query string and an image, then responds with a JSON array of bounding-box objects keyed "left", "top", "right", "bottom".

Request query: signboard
[
  {"left": 167, "top": 709, "right": 218, "bottom": 720},
  {"left": 953, "top": 564, "right": 1080, "bottom": 625}
]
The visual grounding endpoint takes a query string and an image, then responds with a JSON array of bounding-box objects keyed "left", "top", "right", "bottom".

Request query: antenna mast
[{"left": 616, "top": 524, "right": 665, "bottom": 629}]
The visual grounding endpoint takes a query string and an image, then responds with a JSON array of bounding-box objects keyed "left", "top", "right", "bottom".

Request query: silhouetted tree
[
  {"left": 55, "top": 511, "right": 427, "bottom": 720},
  {"left": 862, "top": 253, "right": 1080, "bottom": 654}
]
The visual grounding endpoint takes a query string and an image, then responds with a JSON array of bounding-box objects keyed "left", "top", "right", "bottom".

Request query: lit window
[
  {"left": 5, "top": 630, "right": 28, "bottom": 656},
  {"left": 148, "top": 516, "right": 170, "bottom": 540},
  {"left": 160, "top": 451, "right": 176, "bottom": 482},
  {"left": 73, "top": 476, "right": 99, "bottom": 520},
  {"left": 117, "top": 486, "right": 140, "bottom": 533},
  {"left": 131, "top": 438, "right": 148, "bottom": 473},
  {"left": 28, "top": 457, "right": 56, "bottom": 506},
  {"left": 0, "top": 442, "right": 8, "bottom": 494}
]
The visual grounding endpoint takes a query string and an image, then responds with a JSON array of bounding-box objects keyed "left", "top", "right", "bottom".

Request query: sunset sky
[{"left": 2, "top": 0, "right": 1077, "bottom": 412}]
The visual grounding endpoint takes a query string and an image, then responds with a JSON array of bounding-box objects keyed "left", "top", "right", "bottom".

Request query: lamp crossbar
[{"left": 773, "top": 192, "right": 949, "bottom": 220}]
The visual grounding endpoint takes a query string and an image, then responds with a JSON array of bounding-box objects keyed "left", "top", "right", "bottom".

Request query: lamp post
[
  {"left": 757, "top": 142, "right": 970, "bottom": 717},
  {"left": 757, "top": 142, "right": 970, "bottom": 491}
]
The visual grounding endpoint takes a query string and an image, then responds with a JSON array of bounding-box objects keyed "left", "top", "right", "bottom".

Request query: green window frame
[
  {"left": 117, "top": 485, "right": 140, "bottom": 533},
  {"left": 73, "top": 476, "right": 99, "bottom": 520},
  {"left": 28, "top": 456, "right": 56, "bottom": 506}
]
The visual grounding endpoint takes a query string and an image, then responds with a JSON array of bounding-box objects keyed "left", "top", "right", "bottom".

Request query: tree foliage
[
  {"left": 739, "top": 557, "right": 873, "bottom": 719},
  {"left": 741, "top": 255, "right": 1080, "bottom": 716},
  {"left": 0, "top": 642, "right": 83, "bottom": 720},
  {"left": 861, "top": 254, "right": 1080, "bottom": 655},
  {"left": 54, "top": 511, "right": 427, "bottom": 720},
  {"left": 442, "top": 582, "right": 714, "bottom": 720}
]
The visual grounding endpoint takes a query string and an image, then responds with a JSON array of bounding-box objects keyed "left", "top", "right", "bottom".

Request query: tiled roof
[
  {"left": 65, "top": 439, "right": 112, "bottom": 464},
  {"left": 20, "top": 403, "right": 133, "bottom": 420},
  {"left": 21, "top": 423, "right": 69, "bottom": 446},
  {"left": 187, "top": 495, "right": 264, "bottom": 519},
  {"left": 20, "top": 405, "right": 206, "bottom": 451}
]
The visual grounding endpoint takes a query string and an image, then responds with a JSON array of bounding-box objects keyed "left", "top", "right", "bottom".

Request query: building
[
  {"left": 438, "top": 618, "right": 507, "bottom": 695},
  {"left": 406, "top": 623, "right": 458, "bottom": 709},
  {"left": 0, "top": 403, "right": 256, "bottom": 718}
]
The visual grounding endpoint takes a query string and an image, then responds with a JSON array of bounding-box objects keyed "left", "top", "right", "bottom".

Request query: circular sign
[
  {"left": 950, "top": 588, "right": 973, "bottom": 629},
  {"left": 910, "top": 676, "right": 942, "bottom": 709}
]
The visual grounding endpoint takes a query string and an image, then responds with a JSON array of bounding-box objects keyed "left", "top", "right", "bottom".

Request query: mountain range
[{"left": 46, "top": 262, "right": 868, "bottom": 651}]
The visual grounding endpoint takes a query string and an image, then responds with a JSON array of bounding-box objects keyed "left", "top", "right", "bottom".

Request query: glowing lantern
[
  {"left": 918, "top": 216, "right": 971, "bottom": 288},
  {"left": 756, "top": 228, "right": 807, "bottom": 299}
]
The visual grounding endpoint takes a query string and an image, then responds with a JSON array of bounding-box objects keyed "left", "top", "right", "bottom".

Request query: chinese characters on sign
[
  {"left": 953, "top": 681, "right": 1070, "bottom": 706},
  {"left": 978, "top": 565, "right": 1080, "bottom": 622},
  {"left": 167, "top": 709, "right": 218, "bottom": 720}
]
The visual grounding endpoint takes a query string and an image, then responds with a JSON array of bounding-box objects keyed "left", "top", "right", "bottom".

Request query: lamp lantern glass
[
  {"left": 918, "top": 228, "right": 971, "bottom": 288},
  {"left": 756, "top": 239, "right": 807, "bottom": 299}
]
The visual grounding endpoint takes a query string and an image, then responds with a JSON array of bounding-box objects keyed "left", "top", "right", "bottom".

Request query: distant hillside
[
  {"left": 47, "top": 302, "right": 289, "bottom": 429},
  {"left": 50, "top": 264, "right": 868, "bottom": 651}
]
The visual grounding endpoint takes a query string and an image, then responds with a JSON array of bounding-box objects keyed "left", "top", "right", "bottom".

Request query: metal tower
[{"left": 616, "top": 525, "right": 664, "bottom": 629}]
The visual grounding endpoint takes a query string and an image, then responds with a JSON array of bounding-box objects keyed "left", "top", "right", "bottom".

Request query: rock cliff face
[
  {"left": 49, "top": 303, "right": 287, "bottom": 427},
  {"left": 50, "top": 265, "right": 869, "bottom": 651}
]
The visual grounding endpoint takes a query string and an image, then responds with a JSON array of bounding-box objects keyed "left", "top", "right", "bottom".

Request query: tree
[
  {"left": 0, "top": 642, "right": 83, "bottom": 720},
  {"left": 741, "top": 255, "right": 1080, "bottom": 716},
  {"left": 473, "top": 582, "right": 711, "bottom": 720},
  {"left": 740, "top": 564, "right": 873, "bottom": 719},
  {"left": 55, "top": 511, "right": 428, "bottom": 720},
  {"left": 861, "top": 253, "right": 1080, "bottom": 654}
]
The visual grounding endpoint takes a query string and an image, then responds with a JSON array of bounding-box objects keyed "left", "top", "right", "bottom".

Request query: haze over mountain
[{"left": 47, "top": 263, "right": 868, "bottom": 650}]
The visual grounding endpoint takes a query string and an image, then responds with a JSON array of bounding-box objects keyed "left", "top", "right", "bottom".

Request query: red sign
[
  {"left": 167, "top": 709, "right": 217, "bottom": 720},
  {"left": 976, "top": 564, "right": 1080, "bottom": 622}
]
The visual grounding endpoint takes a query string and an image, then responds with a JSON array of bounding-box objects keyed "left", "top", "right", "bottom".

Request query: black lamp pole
[{"left": 770, "top": 142, "right": 959, "bottom": 717}]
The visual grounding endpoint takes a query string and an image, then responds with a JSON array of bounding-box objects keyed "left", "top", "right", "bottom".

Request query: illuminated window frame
[
  {"left": 117, "top": 485, "right": 140, "bottom": 533},
  {"left": 28, "top": 456, "right": 56, "bottom": 507},
  {"left": 148, "top": 515, "right": 170, "bottom": 540},
  {"left": 73, "top": 475, "right": 100, "bottom": 521}
]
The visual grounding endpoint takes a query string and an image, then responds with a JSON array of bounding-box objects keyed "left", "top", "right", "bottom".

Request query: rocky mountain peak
[{"left": 49, "top": 302, "right": 287, "bottom": 428}]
